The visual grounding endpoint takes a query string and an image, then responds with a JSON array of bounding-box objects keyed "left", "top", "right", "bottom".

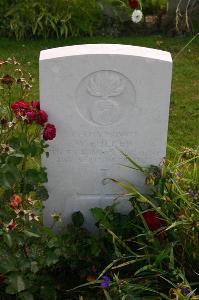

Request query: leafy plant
[
  {"left": 0, "top": 58, "right": 58, "bottom": 299},
  {"left": 69, "top": 148, "right": 198, "bottom": 299},
  {"left": 0, "top": 0, "right": 102, "bottom": 40}
]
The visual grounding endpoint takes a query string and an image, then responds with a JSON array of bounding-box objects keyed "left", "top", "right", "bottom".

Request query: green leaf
[
  {"left": 9, "top": 137, "right": 21, "bottom": 150},
  {"left": 31, "top": 261, "right": 39, "bottom": 274},
  {"left": 91, "top": 207, "right": 111, "bottom": 228},
  {"left": 23, "top": 230, "right": 40, "bottom": 238},
  {"left": 166, "top": 220, "right": 188, "bottom": 231},
  {"left": 72, "top": 211, "right": 84, "bottom": 227},
  {"left": 0, "top": 258, "right": 17, "bottom": 273},
  {"left": 40, "top": 285, "right": 57, "bottom": 300},
  {"left": 4, "top": 171, "right": 18, "bottom": 187},
  {"left": 18, "top": 291, "right": 34, "bottom": 300},
  {"left": 24, "top": 168, "right": 47, "bottom": 185},
  {"left": 110, "top": 179, "right": 148, "bottom": 203},
  {"left": 46, "top": 252, "right": 59, "bottom": 267},
  {"left": 134, "top": 265, "right": 153, "bottom": 276},
  {"left": 4, "top": 233, "right": 13, "bottom": 248},
  {"left": 35, "top": 185, "right": 49, "bottom": 201},
  {"left": 6, "top": 273, "right": 26, "bottom": 294},
  {"left": 103, "top": 289, "right": 112, "bottom": 300},
  {"left": 7, "top": 154, "right": 24, "bottom": 165}
]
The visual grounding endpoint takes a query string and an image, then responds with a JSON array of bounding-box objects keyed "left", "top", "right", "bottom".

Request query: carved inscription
[
  {"left": 76, "top": 70, "right": 136, "bottom": 126},
  {"left": 50, "top": 130, "right": 137, "bottom": 164}
]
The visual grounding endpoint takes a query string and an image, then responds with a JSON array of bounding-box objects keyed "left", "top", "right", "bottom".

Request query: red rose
[
  {"left": 11, "top": 99, "right": 30, "bottom": 111},
  {"left": 11, "top": 100, "right": 30, "bottom": 117},
  {"left": 143, "top": 211, "right": 166, "bottom": 231},
  {"left": 10, "top": 194, "right": 22, "bottom": 210},
  {"left": 43, "top": 123, "right": 56, "bottom": 141},
  {"left": 26, "top": 110, "right": 37, "bottom": 122},
  {"left": 35, "top": 110, "right": 48, "bottom": 125},
  {"left": 31, "top": 100, "right": 40, "bottom": 110},
  {"left": 129, "top": 0, "right": 139, "bottom": 9}
]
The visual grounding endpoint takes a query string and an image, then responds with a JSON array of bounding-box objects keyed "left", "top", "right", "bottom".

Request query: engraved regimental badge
[{"left": 76, "top": 70, "right": 136, "bottom": 126}]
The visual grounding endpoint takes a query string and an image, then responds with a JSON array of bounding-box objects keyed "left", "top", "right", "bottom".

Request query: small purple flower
[
  {"left": 176, "top": 172, "right": 181, "bottom": 177},
  {"left": 182, "top": 287, "right": 190, "bottom": 296},
  {"left": 188, "top": 190, "right": 195, "bottom": 197},
  {"left": 100, "top": 275, "right": 110, "bottom": 288}
]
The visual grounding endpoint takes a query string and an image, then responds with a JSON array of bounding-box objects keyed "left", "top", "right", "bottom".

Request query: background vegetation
[{"left": 0, "top": 0, "right": 184, "bottom": 40}]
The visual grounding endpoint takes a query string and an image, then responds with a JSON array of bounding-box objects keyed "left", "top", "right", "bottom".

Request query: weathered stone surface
[{"left": 39, "top": 44, "right": 172, "bottom": 228}]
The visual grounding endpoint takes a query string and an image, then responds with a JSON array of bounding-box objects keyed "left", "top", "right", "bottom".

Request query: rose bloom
[
  {"left": 43, "top": 123, "right": 56, "bottom": 141},
  {"left": 10, "top": 194, "right": 22, "bottom": 210},
  {"left": 129, "top": 0, "right": 139, "bottom": 9},
  {"left": 26, "top": 110, "right": 37, "bottom": 123},
  {"left": 31, "top": 100, "right": 40, "bottom": 110},
  {"left": 35, "top": 110, "right": 48, "bottom": 125},
  {"left": 131, "top": 9, "right": 143, "bottom": 23},
  {"left": 143, "top": 211, "right": 166, "bottom": 231},
  {"left": 11, "top": 100, "right": 30, "bottom": 116}
]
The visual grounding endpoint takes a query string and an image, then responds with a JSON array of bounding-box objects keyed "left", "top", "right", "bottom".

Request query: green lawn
[{"left": 0, "top": 36, "right": 198, "bottom": 152}]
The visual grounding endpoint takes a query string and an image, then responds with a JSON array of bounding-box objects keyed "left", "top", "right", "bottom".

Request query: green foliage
[
  {"left": 0, "top": 0, "right": 102, "bottom": 40},
  {"left": 0, "top": 59, "right": 57, "bottom": 299},
  {"left": 92, "top": 149, "right": 198, "bottom": 300},
  {"left": 66, "top": 148, "right": 198, "bottom": 299},
  {"left": 142, "top": 0, "right": 167, "bottom": 14},
  {"left": 0, "top": 0, "right": 170, "bottom": 40}
]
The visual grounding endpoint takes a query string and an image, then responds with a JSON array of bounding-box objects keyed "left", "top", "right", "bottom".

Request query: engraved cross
[{"left": 76, "top": 169, "right": 119, "bottom": 205}]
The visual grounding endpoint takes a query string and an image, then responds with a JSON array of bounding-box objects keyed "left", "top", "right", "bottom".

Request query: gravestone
[{"left": 39, "top": 44, "right": 172, "bottom": 228}]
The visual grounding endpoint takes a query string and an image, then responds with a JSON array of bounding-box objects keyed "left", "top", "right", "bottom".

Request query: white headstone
[{"left": 39, "top": 44, "right": 172, "bottom": 228}]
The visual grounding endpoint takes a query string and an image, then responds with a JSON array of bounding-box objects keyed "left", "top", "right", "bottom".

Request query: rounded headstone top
[{"left": 40, "top": 44, "right": 172, "bottom": 63}]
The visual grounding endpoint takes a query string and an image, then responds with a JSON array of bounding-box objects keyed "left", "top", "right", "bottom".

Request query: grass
[{"left": 0, "top": 35, "right": 198, "bottom": 153}]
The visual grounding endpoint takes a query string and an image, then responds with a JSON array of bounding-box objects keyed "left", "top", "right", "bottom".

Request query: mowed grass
[{"left": 0, "top": 36, "right": 198, "bottom": 153}]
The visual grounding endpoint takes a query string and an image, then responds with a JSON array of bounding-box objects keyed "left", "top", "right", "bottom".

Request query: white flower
[
  {"left": 8, "top": 121, "right": 16, "bottom": 128},
  {"left": 131, "top": 9, "right": 143, "bottom": 23}
]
